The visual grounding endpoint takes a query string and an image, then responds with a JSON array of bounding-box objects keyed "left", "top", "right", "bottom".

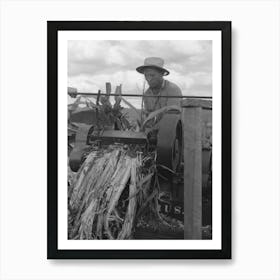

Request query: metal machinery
[
  {"left": 68, "top": 97, "right": 212, "bottom": 237},
  {"left": 69, "top": 112, "right": 183, "bottom": 176}
]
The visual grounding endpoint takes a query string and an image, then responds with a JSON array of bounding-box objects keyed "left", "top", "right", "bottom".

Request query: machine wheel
[{"left": 156, "top": 114, "right": 183, "bottom": 175}]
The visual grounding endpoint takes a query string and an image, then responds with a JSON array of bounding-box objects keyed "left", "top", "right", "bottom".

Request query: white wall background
[{"left": 0, "top": 0, "right": 279, "bottom": 280}]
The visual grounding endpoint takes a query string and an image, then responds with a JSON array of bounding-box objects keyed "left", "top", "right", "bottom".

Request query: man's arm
[{"left": 166, "top": 83, "right": 182, "bottom": 107}]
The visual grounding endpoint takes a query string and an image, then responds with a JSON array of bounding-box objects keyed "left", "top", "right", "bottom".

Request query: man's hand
[
  {"left": 141, "top": 109, "right": 149, "bottom": 117},
  {"left": 68, "top": 87, "right": 78, "bottom": 98}
]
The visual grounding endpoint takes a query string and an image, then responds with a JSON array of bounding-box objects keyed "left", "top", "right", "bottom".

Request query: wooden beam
[
  {"left": 105, "top": 82, "right": 111, "bottom": 95},
  {"left": 182, "top": 98, "right": 212, "bottom": 109},
  {"left": 183, "top": 104, "right": 203, "bottom": 239}
]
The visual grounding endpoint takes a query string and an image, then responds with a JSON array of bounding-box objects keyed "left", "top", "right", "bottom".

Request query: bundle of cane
[{"left": 68, "top": 145, "right": 156, "bottom": 240}]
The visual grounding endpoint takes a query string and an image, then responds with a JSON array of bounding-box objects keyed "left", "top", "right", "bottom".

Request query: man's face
[{"left": 144, "top": 68, "right": 164, "bottom": 89}]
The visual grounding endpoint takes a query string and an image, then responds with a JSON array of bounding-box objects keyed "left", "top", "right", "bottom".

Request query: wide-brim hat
[{"left": 136, "top": 57, "right": 169, "bottom": 76}]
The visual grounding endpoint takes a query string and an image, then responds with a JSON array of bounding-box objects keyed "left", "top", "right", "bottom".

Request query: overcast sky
[{"left": 68, "top": 40, "right": 212, "bottom": 107}]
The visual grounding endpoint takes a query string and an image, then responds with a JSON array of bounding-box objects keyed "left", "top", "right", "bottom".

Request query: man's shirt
[{"left": 143, "top": 80, "right": 182, "bottom": 114}]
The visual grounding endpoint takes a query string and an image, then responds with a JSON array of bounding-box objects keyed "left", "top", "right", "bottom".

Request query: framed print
[{"left": 47, "top": 21, "right": 231, "bottom": 259}]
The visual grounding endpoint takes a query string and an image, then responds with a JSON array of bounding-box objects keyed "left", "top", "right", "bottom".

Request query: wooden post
[
  {"left": 105, "top": 82, "right": 111, "bottom": 95},
  {"left": 182, "top": 99, "right": 211, "bottom": 239}
]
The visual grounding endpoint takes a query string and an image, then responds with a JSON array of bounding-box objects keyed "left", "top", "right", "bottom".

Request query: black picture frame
[{"left": 47, "top": 21, "right": 231, "bottom": 259}]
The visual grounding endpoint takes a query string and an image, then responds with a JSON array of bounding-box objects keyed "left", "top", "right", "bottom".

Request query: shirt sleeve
[{"left": 166, "top": 83, "right": 182, "bottom": 108}]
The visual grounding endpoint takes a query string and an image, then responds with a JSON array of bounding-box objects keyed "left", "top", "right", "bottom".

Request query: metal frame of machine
[{"left": 68, "top": 112, "right": 183, "bottom": 174}]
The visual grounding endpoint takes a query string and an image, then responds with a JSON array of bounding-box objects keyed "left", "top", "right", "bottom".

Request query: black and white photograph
[
  {"left": 48, "top": 21, "right": 231, "bottom": 259},
  {"left": 67, "top": 41, "right": 212, "bottom": 241}
]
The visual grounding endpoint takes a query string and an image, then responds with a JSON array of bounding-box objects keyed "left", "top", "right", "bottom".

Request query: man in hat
[{"left": 136, "top": 57, "right": 182, "bottom": 116}]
